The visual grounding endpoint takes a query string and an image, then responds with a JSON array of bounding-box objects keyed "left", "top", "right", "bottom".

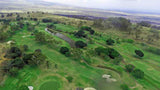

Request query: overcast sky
[{"left": 43, "top": 0, "right": 160, "bottom": 13}]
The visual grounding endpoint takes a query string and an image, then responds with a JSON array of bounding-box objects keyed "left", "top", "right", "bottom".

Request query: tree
[
  {"left": 138, "top": 21, "right": 151, "bottom": 27},
  {"left": 6, "top": 47, "right": 22, "bottom": 59},
  {"left": 125, "top": 64, "right": 135, "bottom": 72},
  {"left": 1, "top": 14, "right": 4, "bottom": 18},
  {"left": 134, "top": 25, "right": 142, "bottom": 39},
  {"left": 89, "top": 29, "right": 95, "bottom": 35},
  {"left": 30, "top": 51, "right": 46, "bottom": 66},
  {"left": 74, "top": 30, "right": 86, "bottom": 38},
  {"left": 11, "top": 58, "right": 25, "bottom": 69},
  {"left": 75, "top": 41, "right": 87, "bottom": 48},
  {"left": 35, "top": 49, "right": 42, "bottom": 52},
  {"left": 132, "top": 69, "right": 144, "bottom": 79},
  {"left": 66, "top": 76, "right": 73, "bottom": 83},
  {"left": 23, "top": 53, "right": 33, "bottom": 64},
  {"left": 107, "top": 48, "right": 120, "bottom": 59},
  {"left": 135, "top": 50, "right": 144, "bottom": 57},
  {"left": 70, "top": 48, "right": 83, "bottom": 60},
  {"left": 47, "top": 24, "right": 56, "bottom": 29},
  {"left": 35, "top": 32, "right": 46, "bottom": 42},
  {"left": 106, "top": 38, "right": 115, "bottom": 45},
  {"left": 108, "top": 17, "right": 131, "bottom": 31},
  {"left": 92, "top": 19, "right": 104, "bottom": 29},
  {"left": 60, "top": 47, "right": 69, "bottom": 54},
  {"left": 95, "top": 47, "right": 105, "bottom": 55}
]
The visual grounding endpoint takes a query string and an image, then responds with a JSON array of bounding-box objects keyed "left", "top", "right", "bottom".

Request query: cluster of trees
[
  {"left": 30, "top": 18, "right": 38, "bottom": 21},
  {"left": 1, "top": 46, "right": 46, "bottom": 77},
  {"left": 35, "top": 32, "right": 62, "bottom": 48},
  {"left": 138, "top": 21, "right": 151, "bottom": 27},
  {"left": 92, "top": 18, "right": 160, "bottom": 45},
  {"left": 0, "top": 20, "right": 24, "bottom": 42},
  {"left": 74, "top": 30, "right": 86, "bottom": 38},
  {"left": 80, "top": 26, "right": 95, "bottom": 35},
  {"left": 93, "top": 17, "right": 131, "bottom": 31},
  {"left": 75, "top": 41, "right": 87, "bottom": 48},
  {"left": 42, "top": 18, "right": 52, "bottom": 23},
  {"left": 125, "top": 64, "right": 144, "bottom": 79},
  {"left": 74, "top": 26, "right": 95, "bottom": 38},
  {"left": 95, "top": 47, "right": 122, "bottom": 64}
]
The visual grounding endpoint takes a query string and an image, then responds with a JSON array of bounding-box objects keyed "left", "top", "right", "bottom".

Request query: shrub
[
  {"left": 75, "top": 41, "right": 87, "bottom": 48},
  {"left": 60, "top": 47, "right": 69, "bottom": 54},
  {"left": 106, "top": 38, "right": 115, "bottom": 45},
  {"left": 65, "top": 52, "right": 71, "bottom": 57},
  {"left": 132, "top": 69, "right": 144, "bottom": 79},
  {"left": 95, "top": 47, "right": 106, "bottom": 55},
  {"left": 135, "top": 50, "right": 144, "bottom": 57},
  {"left": 89, "top": 29, "right": 95, "bottom": 35},
  {"left": 74, "top": 30, "right": 86, "bottom": 38},
  {"left": 7, "top": 47, "right": 22, "bottom": 59},
  {"left": 120, "top": 84, "right": 129, "bottom": 90},
  {"left": 66, "top": 76, "right": 73, "bottom": 83},
  {"left": 35, "top": 32, "right": 46, "bottom": 42},
  {"left": 42, "top": 18, "right": 52, "bottom": 23},
  {"left": 107, "top": 48, "right": 120, "bottom": 59},
  {"left": 11, "top": 58, "right": 25, "bottom": 69},
  {"left": 23, "top": 53, "right": 33, "bottom": 64},
  {"left": 125, "top": 64, "right": 135, "bottom": 72}
]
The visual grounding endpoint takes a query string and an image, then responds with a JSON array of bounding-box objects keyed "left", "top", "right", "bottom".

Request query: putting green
[{"left": 39, "top": 81, "right": 60, "bottom": 90}]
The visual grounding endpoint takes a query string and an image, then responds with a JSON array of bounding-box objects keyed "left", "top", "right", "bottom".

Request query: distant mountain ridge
[
  {"left": 0, "top": 0, "right": 59, "bottom": 7},
  {"left": 0, "top": 0, "right": 160, "bottom": 26}
]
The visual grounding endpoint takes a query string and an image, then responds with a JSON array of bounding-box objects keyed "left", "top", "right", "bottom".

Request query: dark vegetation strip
[{"left": 97, "top": 65, "right": 122, "bottom": 76}]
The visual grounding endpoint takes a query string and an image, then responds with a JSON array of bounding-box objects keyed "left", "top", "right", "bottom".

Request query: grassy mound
[{"left": 39, "top": 81, "right": 60, "bottom": 90}]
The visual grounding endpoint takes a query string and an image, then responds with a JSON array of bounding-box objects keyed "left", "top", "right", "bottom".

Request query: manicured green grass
[{"left": 39, "top": 81, "right": 60, "bottom": 90}]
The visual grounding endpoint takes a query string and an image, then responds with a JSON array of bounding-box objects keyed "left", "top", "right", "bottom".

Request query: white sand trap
[
  {"left": 7, "top": 41, "right": 15, "bottom": 44},
  {"left": 84, "top": 87, "right": 96, "bottom": 90},
  {"left": 102, "top": 74, "right": 117, "bottom": 82},
  {"left": 28, "top": 86, "right": 33, "bottom": 90},
  {"left": 102, "top": 74, "right": 111, "bottom": 79}
]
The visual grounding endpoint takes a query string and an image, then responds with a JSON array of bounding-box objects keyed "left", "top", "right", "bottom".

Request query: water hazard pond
[{"left": 45, "top": 28, "right": 75, "bottom": 48}]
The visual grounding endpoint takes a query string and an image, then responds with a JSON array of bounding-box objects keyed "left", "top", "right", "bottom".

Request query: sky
[{"left": 43, "top": 0, "right": 160, "bottom": 13}]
